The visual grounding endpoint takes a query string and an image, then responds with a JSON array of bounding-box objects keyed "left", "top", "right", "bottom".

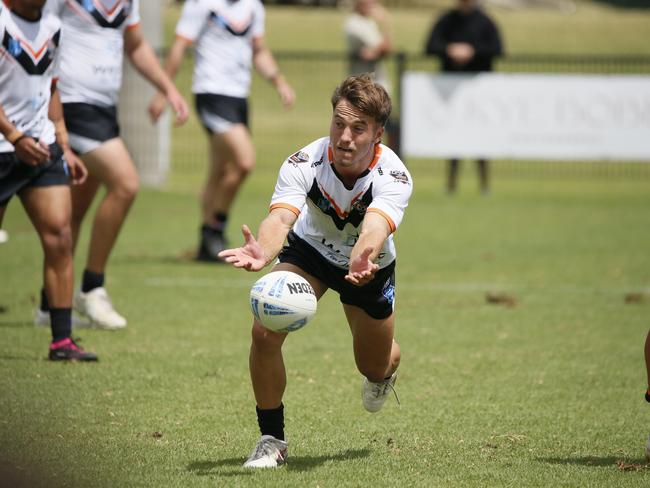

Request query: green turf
[
  {"left": 2, "top": 3, "right": 650, "bottom": 486},
  {"left": 1, "top": 164, "right": 649, "bottom": 487}
]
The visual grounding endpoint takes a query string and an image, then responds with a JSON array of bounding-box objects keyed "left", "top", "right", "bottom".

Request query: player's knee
[
  {"left": 41, "top": 224, "right": 73, "bottom": 259},
  {"left": 251, "top": 322, "right": 284, "bottom": 352},
  {"left": 113, "top": 176, "right": 139, "bottom": 203}
]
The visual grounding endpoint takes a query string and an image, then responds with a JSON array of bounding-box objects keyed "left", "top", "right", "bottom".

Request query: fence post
[{"left": 118, "top": 3, "right": 170, "bottom": 187}]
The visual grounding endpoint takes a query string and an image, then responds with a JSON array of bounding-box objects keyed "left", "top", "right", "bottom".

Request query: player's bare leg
[
  {"left": 198, "top": 125, "right": 255, "bottom": 261},
  {"left": 345, "top": 305, "right": 401, "bottom": 412},
  {"left": 21, "top": 185, "right": 97, "bottom": 361},
  {"left": 477, "top": 159, "right": 489, "bottom": 195},
  {"left": 72, "top": 138, "right": 138, "bottom": 329}
]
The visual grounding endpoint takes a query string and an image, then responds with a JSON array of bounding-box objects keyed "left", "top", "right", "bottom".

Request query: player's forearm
[
  {"left": 128, "top": 41, "right": 178, "bottom": 96},
  {"left": 0, "top": 105, "right": 22, "bottom": 143},
  {"left": 253, "top": 46, "right": 285, "bottom": 88},
  {"left": 350, "top": 214, "right": 391, "bottom": 263},
  {"left": 48, "top": 89, "right": 70, "bottom": 150},
  {"left": 256, "top": 213, "right": 294, "bottom": 266}
]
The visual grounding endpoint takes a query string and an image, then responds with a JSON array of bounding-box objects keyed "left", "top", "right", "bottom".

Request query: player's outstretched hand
[
  {"left": 63, "top": 148, "right": 88, "bottom": 185},
  {"left": 218, "top": 224, "right": 267, "bottom": 272},
  {"left": 345, "top": 247, "right": 379, "bottom": 286}
]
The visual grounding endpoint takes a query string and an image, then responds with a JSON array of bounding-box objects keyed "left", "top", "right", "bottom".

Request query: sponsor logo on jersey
[
  {"left": 288, "top": 151, "right": 309, "bottom": 165},
  {"left": 8, "top": 37, "right": 21, "bottom": 56},
  {"left": 389, "top": 170, "right": 409, "bottom": 184}
]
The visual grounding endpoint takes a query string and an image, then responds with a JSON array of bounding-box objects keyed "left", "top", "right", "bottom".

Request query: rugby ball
[{"left": 249, "top": 271, "right": 317, "bottom": 333}]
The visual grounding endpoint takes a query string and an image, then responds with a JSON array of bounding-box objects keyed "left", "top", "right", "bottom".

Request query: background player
[
  {"left": 36, "top": 0, "right": 188, "bottom": 330},
  {"left": 1, "top": 0, "right": 96, "bottom": 360},
  {"left": 149, "top": 0, "right": 295, "bottom": 262}
]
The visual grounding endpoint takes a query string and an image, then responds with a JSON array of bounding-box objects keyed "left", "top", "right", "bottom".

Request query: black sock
[
  {"left": 82, "top": 269, "right": 104, "bottom": 293},
  {"left": 256, "top": 404, "right": 284, "bottom": 441},
  {"left": 50, "top": 308, "right": 72, "bottom": 342},
  {"left": 40, "top": 288, "right": 49, "bottom": 312},
  {"left": 213, "top": 212, "right": 228, "bottom": 232}
]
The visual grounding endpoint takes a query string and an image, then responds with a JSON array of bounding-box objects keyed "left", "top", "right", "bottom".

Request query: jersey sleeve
[
  {"left": 269, "top": 156, "right": 313, "bottom": 216},
  {"left": 367, "top": 165, "right": 413, "bottom": 233},
  {"left": 127, "top": 0, "right": 141, "bottom": 28},
  {"left": 176, "top": 0, "right": 209, "bottom": 42},
  {"left": 252, "top": 0, "right": 265, "bottom": 38}
]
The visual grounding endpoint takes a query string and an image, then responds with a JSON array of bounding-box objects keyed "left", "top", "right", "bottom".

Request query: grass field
[
  {"left": 2, "top": 2, "right": 650, "bottom": 487},
  {"left": 2, "top": 165, "right": 650, "bottom": 487}
]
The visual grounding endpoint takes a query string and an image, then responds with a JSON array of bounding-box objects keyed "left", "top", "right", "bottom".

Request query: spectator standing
[
  {"left": 40, "top": 0, "right": 189, "bottom": 330},
  {"left": 149, "top": 0, "right": 295, "bottom": 263},
  {"left": 425, "top": 0, "right": 502, "bottom": 194}
]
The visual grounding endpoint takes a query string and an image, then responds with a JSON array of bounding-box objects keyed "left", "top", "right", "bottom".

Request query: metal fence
[{"left": 163, "top": 52, "right": 650, "bottom": 182}]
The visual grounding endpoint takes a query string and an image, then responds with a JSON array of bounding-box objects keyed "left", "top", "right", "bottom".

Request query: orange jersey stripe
[
  {"left": 367, "top": 208, "right": 396, "bottom": 233},
  {"left": 270, "top": 203, "right": 301, "bottom": 217}
]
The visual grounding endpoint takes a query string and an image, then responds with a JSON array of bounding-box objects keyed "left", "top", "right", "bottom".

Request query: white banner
[{"left": 401, "top": 73, "right": 650, "bottom": 160}]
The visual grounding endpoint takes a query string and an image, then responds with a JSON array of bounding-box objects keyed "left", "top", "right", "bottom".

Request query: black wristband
[{"left": 645, "top": 390, "right": 650, "bottom": 403}]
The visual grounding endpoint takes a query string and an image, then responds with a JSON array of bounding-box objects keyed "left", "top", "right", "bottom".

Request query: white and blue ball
[{"left": 249, "top": 270, "right": 317, "bottom": 333}]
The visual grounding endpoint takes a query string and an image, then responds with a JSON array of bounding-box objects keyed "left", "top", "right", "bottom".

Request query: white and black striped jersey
[
  {"left": 0, "top": 4, "right": 60, "bottom": 152},
  {"left": 270, "top": 138, "right": 413, "bottom": 270},
  {"left": 44, "top": 0, "right": 140, "bottom": 106},
  {"left": 175, "top": 0, "right": 265, "bottom": 98}
]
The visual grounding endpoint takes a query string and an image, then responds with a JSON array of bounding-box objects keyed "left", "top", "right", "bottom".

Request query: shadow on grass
[
  {"left": 188, "top": 448, "right": 371, "bottom": 477},
  {"left": 538, "top": 455, "right": 649, "bottom": 468}
]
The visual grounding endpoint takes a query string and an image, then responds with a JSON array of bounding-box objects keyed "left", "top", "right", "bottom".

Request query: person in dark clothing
[{"left": 425, "top": 0, "right": 503, "bottom": 194}]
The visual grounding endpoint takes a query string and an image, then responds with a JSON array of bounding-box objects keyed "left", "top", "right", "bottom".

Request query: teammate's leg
[
  {"left": 73, "top": 138, "right": 138, "bottom": 329},
  {"left": 198, "top": 125, "right": 255, "bottom": 261},
  {"left": 21, "top": 185, "right": 97, "bottom": 361}
]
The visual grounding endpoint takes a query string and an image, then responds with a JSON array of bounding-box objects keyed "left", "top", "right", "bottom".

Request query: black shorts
[
  {"left": 0, "top": 143, "right": 69, "bottom": 207},
  {"left": 278, "top": 231, "right": 396, "bottom": 320},
  {"left": 195, "top": 93, "right": 249, "bottom": 134},
  {"left": 63, "top": 103, "right": 120, "bottom": 155}
]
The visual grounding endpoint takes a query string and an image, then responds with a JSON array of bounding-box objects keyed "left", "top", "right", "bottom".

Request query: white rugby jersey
[
  {"left": 44, "top": 0, "right": 140, "bottom": 106},
  {"left": 270, "top": 137, "right": 413, "bottom": 270},
  {"left": 0, "top": 5, "right": 60, "bottom": 152},
  {"left": 175, "top": 0, "right": 265, "bottom": 98}
]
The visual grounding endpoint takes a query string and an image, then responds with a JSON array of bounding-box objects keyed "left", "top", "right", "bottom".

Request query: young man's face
[{"left": 329, "top": 98, "right": 383, "bottom": 171}]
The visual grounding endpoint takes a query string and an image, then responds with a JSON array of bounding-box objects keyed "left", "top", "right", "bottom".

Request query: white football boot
[
  {"left": 362, "top": 372, "right": 399, "bottom": 413},
  {"left": 75, "top": 287, "right": 127, "bottom": 330},
  {"left": 645, "top": 434, "right": 650, "bottom": 462},
  {"left": 34, "top": 309, "right": 91, "bottom": 328},
  {"left": 243, "top": 435, "right": 288, "bottom": 468}
]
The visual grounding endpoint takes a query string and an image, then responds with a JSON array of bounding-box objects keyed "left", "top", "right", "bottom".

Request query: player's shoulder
[{"left": 375, "top": 144, "right": 413, "bottom": 187}]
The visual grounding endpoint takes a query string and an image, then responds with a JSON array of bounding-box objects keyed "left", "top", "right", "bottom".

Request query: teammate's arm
[
  {"left": 0, "top": 104, "right": 50, "bottom": 167},
  {"left": 123, "top": 25, "right": 188, "bottom": 125},
  {"left": 252, "top": 36, "right": 295, "bottom": 108},
  {"left": 48, "top": 87, "right": 87, "bottom": 184},
  {"left": 147, "top": 35, "right": 191, "bottom": 124},
  {"left": 345, "top": 211, "right": 392, "bottom": 286},
  {"left": 218, "top": 207, "right": 298, "bottom": 272}
]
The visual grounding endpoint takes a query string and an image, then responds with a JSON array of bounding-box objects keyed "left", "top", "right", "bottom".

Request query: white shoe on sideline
[
  {"left": 75, "top": 287, "right": 127, "bottom": 330},
  {"left": 243, "top": 435, "right": 288, "bottom": 468},
  {"left": 34, "top": 309, "right": 91, "bottom": 329},
  {"left": 362, "top": 372, "right": 399, "bottom": 413}
]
